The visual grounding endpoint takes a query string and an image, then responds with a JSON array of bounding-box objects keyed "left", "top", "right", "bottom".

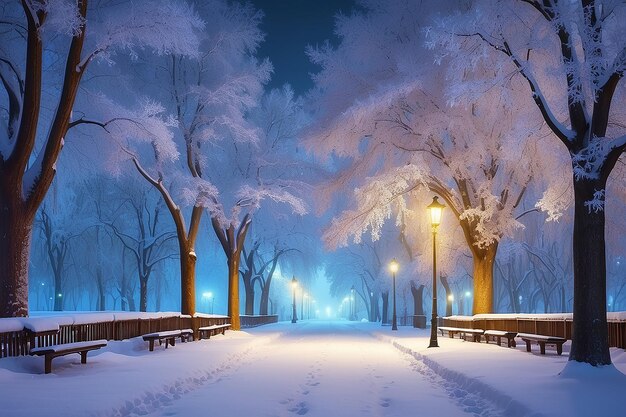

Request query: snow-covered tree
[
  {"left": 0, "top": 0, "right": 201, "bottom": 317},
  {"left": 305, "top": 0, "right": 555, "bottom": 315},
  {"left": 102, "top": 176, "right": 177, "bottom": 312},
  {"left": 428, "top": 0, "right": 626, "bottom": 366},
  {"left": 116, "top": 3, "right": 307, "bottom": 327}
]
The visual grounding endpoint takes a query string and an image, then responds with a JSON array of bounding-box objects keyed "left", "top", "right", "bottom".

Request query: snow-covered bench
[
  {"left": 438, "top": 326, "right": 484, "bottom": 342},
  {"left": 483, "top": 330, "right": 518, "bottom": 347},
  {"left": 198, "top": 324, "right": 231, "bottom": 340},
  {"left": 142, "top": 329, "right": 193, "bottom": 351},
  {"left": 30, "top": 340, "right": 108, "bottom": 374},
  {"left": 517, "top": 333, "right": 566, "bottom": 355}
]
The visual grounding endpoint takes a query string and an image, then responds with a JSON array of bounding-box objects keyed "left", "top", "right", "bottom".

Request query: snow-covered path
[
  {"left": 5, "top": 320, "right": 626, "bottom": 417},
  {"left": 149, "top": 321, "right": 482, "bottom": 417}
]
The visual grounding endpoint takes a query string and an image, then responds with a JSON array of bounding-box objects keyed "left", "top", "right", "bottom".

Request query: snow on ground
[{"left": 1, "top": 321, "right": 626, "bottom": 417}]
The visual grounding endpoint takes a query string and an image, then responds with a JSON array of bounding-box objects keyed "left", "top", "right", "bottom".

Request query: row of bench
[
  {"left": 30, "top": 324, "right": 232, "bottom": 374},
  {"left": 438, "top": 326, "right": 567, "bottom": 355}
]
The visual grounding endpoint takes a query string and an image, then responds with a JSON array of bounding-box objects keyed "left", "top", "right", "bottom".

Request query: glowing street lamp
[
  {"left": 389, "top": 258, "right": 399, "bottom": 331},
  {"left": 202, "top": 291, "right": 214, "bottom": 314},
  {"left": 427, "top": 196, "right": 445, "bottom": 348},
  {"left": 291, "top": 276, "right": 298, "bottom": 323}
]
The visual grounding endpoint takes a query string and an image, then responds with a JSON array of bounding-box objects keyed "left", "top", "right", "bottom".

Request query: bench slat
[
  {"left": 30, "top": 340, "right": 107, "bottom": 374},
  {"left": 30, "top": 340, "right": 108, "bottom": 355},
  {"left": 518, "top": 333, "right": 566, "bottom": 355},
  {"left": 198, "top": 324, "right": 231, "bottom": 340}
]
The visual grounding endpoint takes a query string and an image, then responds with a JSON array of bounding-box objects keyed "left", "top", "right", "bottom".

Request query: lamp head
[
  {"left": 291, "top": 276, "right": 298, "bottom": 288},
  {"left": 389, "top": 258, "right": 399, "bottom": 274},
  {"left": 427, "top": 196, "right": 446, "bottom": 227}
]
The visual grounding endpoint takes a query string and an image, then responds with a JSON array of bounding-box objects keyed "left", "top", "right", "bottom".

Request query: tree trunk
[
  {"left": 244, "top": 277, "right": 254, "bottom": 315},
  {"left": 96, "top": 267, "right": 105, "bottom": 311},
  {"left": 411, "top": 282, "right": 424, "bottom": 316},
  {"left": 471, "top": 243, "right": 498, "bottom": 314},
  {"left": 440, "top": 274, "right": 453, "bottom": 317},
  {"left": 139, "top": 277, "right": 148, "bottom": 312},
  {"left": 53, "top": 266, "right": 63, "bottom": 311},
  {"left": 368, "top": 293, "right": 376, "bottom": 322},
  {"left": 381, "top": 291, "right": 389, "bottom": 324},
  {"left": 211, "top": 215, "right": 251, "bottom": 331},
  {"left": 180, "top": 242, "right": 196, "bottom": 316},
  {"left": 0, "top": 209, "right": 33, "bottom": 317},
  {"left": 228, "top": 254, "right": 241, "bottom": 329},
  {"left": 259, "top": 283, "right": 270, "bottom": 315},
  {"left": 569, "top": 178, "right": 610, "bottom": 365}
]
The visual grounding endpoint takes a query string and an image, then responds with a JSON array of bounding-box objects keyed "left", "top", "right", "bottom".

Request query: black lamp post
[
  {"left": 291, "top": 276, "right": 298, "bottom": 323},
  {"left": 389, "top": 258, "right": 399, "bottom": 331},
  {"left": 427, "top": 196, "right": 445, "bottom": 348}
]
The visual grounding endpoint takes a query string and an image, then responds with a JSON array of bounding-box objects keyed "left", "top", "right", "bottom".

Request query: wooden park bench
[
  {"left": 517, "top": 332, "right": 566, "bottom": 355},
  {"left": 142, "top": 329, "right": 193, "bottom": 352},
  {"left": 198, "top": 324, "right": 231, "bottom": 340},
  {"left": 483, "top": 330, "right": 518, "bottom": 348},
  {"left": 30, "top": 339, "right": 108, "bottom": 374},
  {"left": 438, "top": 326, "right": 484, "bottom": 342}
]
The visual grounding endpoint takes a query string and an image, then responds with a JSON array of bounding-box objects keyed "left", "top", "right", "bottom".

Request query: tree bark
[
  {"left": 259, "top": 280, "right": 271, "bottom": 315},
  {"left": 0, "top": 208, "right": 33, "bottom": 317},
  {"left": 569, "top": 177, "right": 610, "bottom": 365},
  {"left": 180, "top": 241, "right": 197, "bottom": 316},
  {"left": 381, "top": 291, "right": 389, "bottom": 324},
  {"left": 96, "top": 266, "right": 105, "bottom": 311},
  {"left": 371, "top": 292, "right": 380, "bottom": 322},
  {"left": 244, "top": 279, "right": 255, "bottom": 315},
  {"left": 139, "top": 278, "right": 148, "bottom": 312},
  {"left": 440, "top": 274, "right": 453, "bottom": 317},
  {"left": 241, "top": 244, "right": 257, "bottom": 316},
  {"left": 211, "top": 214, "right": 251, "bottom": 331},
  {"left": 411, "top": 282, "right": 424, "bottom": 316},
  {"left": 227, "top": 253, "right": 240, "bottom": 328},
  {"left": 53, "top": 265, "right": 64, "bottom": 311},
  {"left": 471, "top": 243, "right": 498, "bottom": 314}
]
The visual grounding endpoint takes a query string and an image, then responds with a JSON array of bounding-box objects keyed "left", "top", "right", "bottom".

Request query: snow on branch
[
  {"left": 323, "top": 164, "right": 427, "bottom": 249},
  {"left": 37, "top": 0, "right": 85, "bottom": 36},
  {"left": 584, "top": 189, "right": 605, "bottom": 213},
  {"left": 84, "top": 0, "right": 204, "bottom": 68},
  {"left": 459, "top": 192, "right": 524, "bottom": 249},
  {"left": 571, "top": 135, "right": 626, "bottom": 180}
]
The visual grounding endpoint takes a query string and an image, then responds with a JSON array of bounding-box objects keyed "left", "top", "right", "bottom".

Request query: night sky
[{"left": 251, "top": 0, "right": 357, "bottom": 94}]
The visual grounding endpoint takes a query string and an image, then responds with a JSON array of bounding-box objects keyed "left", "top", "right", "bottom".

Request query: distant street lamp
[
  {"left": 202, "top": 291, "right": 214, "bottom": 314},
  {"left": 427, "top": 196, "right": 445, "bottom": 348},
  {"left": 389, "top": 258, "right": 399, "bottom": 331},
  {"left": 303, "top": 293, "right": 308, "bottom": 321},
  {"left": 291, "top": 276, "right": 298, "bottom": 323}
]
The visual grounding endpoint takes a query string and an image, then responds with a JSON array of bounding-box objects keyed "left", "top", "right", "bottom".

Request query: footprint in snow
[{"left": 289, "top": 401, "right": 309, "bottom": 415}]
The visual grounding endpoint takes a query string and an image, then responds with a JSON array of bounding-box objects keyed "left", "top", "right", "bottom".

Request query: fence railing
[
  {"left": 439, "top": 314, "right": 626, "bottom": 349},
  {"left": 240, "top": 315, "right": 278, "bottom": 328},
  {"left": 0, "top": 315, "right": 231, "bottom": 359}
]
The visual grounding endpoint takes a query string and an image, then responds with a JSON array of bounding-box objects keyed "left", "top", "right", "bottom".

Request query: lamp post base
[{"left": 428, "top": 315, "right": 438, "bottom": 347}]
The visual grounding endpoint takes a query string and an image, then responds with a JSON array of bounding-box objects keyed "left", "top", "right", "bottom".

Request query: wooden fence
[
  {"left": 440, "top": 316, "right": 626, "bottom": 349},
  {"left": 0, "top": 315, "right": 231, "bottom": 359},
  {"left": 240, "top": 315, "right": 278, "bottom": 328}
]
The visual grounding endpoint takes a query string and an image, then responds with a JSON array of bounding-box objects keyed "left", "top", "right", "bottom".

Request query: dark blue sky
[{"left": 251, "top": 0, "right": 357, "bottom": 94}]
